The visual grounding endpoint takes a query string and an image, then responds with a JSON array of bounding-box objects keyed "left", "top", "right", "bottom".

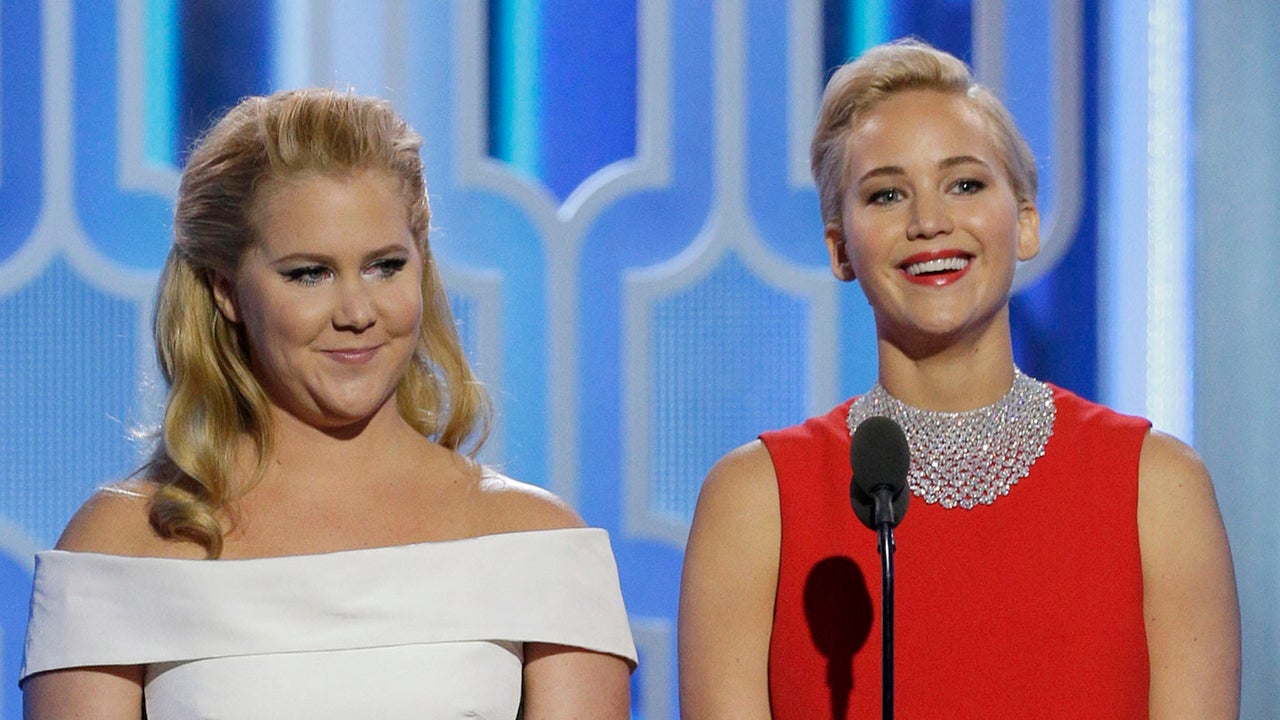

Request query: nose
[
  {"left": 906, "top": 191, "right": 954, "bottom": 240},
  {"left": 333, "top": 279, "right": 376, "bottom": 331}
]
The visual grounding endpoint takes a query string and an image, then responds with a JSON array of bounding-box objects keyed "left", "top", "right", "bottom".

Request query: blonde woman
[
  {"left": 22, "top": 89, "right": 634, "bottom": 719},
  {"left": 679, "top": 39, "right": 1239, "bottom": 719}
]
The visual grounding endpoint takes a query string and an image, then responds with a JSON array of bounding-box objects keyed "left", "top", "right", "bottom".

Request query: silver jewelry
[{"left": 845, "top": 367, "right": 1055, "bottom": 509}]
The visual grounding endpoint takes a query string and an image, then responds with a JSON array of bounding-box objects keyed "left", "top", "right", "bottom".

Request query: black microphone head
[{"left": 849, "top": 415, "right": 910, "bottom": 529}]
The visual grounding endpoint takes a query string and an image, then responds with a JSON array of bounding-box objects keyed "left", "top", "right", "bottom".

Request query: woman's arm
[
  {"left": 23, "top": 666, "right": 144, "bottom": 720},
  {"left": 678, "top": 441, "right": 780, "bottom": 720},
  {"left": 22, "top": 486, "right": 159, "bottom": 719},
  {"left": 478, "top": 474, "right": 633, "bottom": 718},
  {"left": 521, "top": 643, "right": 631, "bottom": 719},
  {"left": 1137, "top": 430, "right": 1241, "bottom": 719}
]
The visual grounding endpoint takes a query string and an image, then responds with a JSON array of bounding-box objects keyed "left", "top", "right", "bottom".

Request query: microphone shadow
[{"left": 803, "top": 555, "right": 874, "bottom": 720}]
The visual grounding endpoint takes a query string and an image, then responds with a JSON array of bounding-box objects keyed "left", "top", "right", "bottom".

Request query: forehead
[
  {"left": 249, "top": 169, "right": 413, "bottom": 255},
  {"left": 843, "top": 90, "right": 1002, "bottom": 177},
  {"left": 255, "top": 167, "right": 396, "bottom": 211}
]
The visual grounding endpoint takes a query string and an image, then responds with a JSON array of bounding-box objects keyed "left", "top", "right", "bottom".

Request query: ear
[
  {"left": 1015, "top": 202, "right": 1041, "bottom": 262},
  {"left": 211, "top": 272, "right": 242, "bottom": 324},
  {"left": 824, "top": 223, "right": 856, "bottom": 281}
]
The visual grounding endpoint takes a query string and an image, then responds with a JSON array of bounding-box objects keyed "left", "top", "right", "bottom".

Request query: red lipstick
[{"left": 898, "top": 250, "right": 972, "bottom": 287}]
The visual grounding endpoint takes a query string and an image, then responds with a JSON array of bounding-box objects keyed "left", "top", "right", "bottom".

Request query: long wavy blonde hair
[{"left": 146, "top": 88, "right": 491, "bottom": 558}]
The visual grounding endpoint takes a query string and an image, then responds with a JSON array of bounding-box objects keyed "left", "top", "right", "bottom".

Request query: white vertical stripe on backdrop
[{"left": 1099, "top": 0, "right": 1194, "bottom": 441}]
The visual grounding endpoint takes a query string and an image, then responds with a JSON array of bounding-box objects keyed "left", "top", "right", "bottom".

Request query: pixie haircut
[
  {"left": 146, "top": 88, "right": 491, "bottom": 557},
  {"left": 810, "top": 38, "right": 1038, "bottom": 228}
]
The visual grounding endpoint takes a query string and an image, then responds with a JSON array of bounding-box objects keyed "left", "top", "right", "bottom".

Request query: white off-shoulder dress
[{"left": 20, "top": 527, "right": 636, "bottom": 719}]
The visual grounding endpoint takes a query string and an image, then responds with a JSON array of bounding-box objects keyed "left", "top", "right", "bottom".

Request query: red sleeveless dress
[{"left": 761, "top": 385, "right": 1151, "bottom": 719}]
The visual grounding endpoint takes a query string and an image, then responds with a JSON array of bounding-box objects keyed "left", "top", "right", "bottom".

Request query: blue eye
[
  {"left": 367, "top": 257, "right": 409, "bottom": 279},
  {"left": 282, "top": 266, "right": 329, "bottom": 286},
  {"left": 868, "top": 188, "right": 903, "bottom": 205},
  {"left": 953, "top": 178, "right": 985, "bottom": 194}
]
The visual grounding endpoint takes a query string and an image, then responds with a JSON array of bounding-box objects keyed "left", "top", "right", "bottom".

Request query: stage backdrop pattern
[{"left": 0, "top": 1, "right": 1103, "bottom": 717}]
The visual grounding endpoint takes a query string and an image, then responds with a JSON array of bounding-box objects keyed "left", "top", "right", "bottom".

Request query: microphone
[
  {"left": 849, "top": 416, "right": 910, "bottom": 530},
  {"left": 849, "top": 415, "right": 911, "bottom": 720}
]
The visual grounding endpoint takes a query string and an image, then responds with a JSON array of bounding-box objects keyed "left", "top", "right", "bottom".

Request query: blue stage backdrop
[{"left": 3, "top": 1, "right": 1243, "bottom": 718}]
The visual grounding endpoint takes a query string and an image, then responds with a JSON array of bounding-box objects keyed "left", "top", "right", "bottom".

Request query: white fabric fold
[{"left": 22, "top": 527, "right": 636, "bottom": 679}]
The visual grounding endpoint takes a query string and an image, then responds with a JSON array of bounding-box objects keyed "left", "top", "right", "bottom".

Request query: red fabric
[{"left": 762, "top": 385, "right": 1151, "bottom": 719}]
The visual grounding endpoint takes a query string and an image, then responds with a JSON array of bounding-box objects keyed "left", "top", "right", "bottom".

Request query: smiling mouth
[
  {"left": 902, "top": 256, "right": 971, "bottom": 277},
  {"left": 324, "top": 346, "right": 382, "bottom": 363}
]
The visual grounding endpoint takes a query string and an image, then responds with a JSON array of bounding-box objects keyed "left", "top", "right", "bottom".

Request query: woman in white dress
[{"left": 21, "top": 88, "right": 636, "bottom": 719}]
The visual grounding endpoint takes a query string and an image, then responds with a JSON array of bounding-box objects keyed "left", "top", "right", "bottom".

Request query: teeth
[{"left": 905, "top": 257, "right": 969, "bottom": 276}]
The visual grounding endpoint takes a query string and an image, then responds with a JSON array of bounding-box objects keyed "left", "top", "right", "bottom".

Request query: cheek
[
  {"left": 965, "top": 202, "right": 1021, "bottom": 246},
  {"left": 841, "top": 220, "right": 890, "bottom": 270},
  {"left": 240, "top": 292, "right": 325, "bottom": 360},
  {"left": 266, "top": 303, "right": 322, "bottom": 339},
  {"left": 381, "top": 282, "right": 424, "bottom": 336}
]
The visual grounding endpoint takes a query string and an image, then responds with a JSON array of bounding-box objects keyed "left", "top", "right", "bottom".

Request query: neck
[
  {"left": 875, "top": 324, "right": 1018, "bottom": 412},
  {"left": 253, "top": 400, "right": 430, "bottom": 488}
]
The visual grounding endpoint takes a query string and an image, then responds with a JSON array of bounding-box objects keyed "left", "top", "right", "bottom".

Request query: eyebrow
[
  {"left": 855, "top": 155, "right": 993, "bottom": 185},
  {"left": 938, "top": 155, "right": 990, "bottom": 171},
  {"left": 268, "top": 243, "right": 413, "bottom": 265}
]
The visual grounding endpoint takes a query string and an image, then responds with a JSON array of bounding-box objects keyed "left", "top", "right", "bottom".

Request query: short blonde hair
[
  {"left": 147, "top": 88, "right": 491, "bottom": 557},
  {"left": 810, "top": 38, "right": 1038, "bottom": 227}
]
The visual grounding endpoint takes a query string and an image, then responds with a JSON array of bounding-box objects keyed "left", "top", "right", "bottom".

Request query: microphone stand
[
  {"left": 850, "top": 415, "right": 909, "bottom": 720},
  {"left": 872, "top": 491, "right": 898, "bottom": 720},
  {"left": 877, "top": 521, "right": 896, "bottom": 720}
]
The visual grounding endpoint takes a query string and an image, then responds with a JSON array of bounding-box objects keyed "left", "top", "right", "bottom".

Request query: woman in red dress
[{"left": 679, "top": 38, "right": 1239, "bottom": 719}]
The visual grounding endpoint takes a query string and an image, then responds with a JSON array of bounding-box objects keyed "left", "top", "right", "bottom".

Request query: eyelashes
[
  {"left": 369, "top": 258, "right": 408, "bottom": 277},
  {"left": 282, "top": 266, "right": 329, "bottom": 286},
  {"left": 862, "top": 177, "right": 988, "bottom": 206},
  {"left": 951, "top": 178, "right": 986, "bottom": 194},
  {"left": 279, "top": 257, "right": 411, "bottom": 286},
  {"left": 866, "top": 188, "right": 904, "bottom": 205}
]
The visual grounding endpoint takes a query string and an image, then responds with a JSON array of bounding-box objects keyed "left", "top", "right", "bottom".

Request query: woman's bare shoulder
[
  {"left": 54, "top": 479, "right": 203, "bottom": 559},
  {"left": 698, "top": 439, "right": 779, "bottom": 512},
  {"left": 1138, "top": 429, "right": 1210, "bottom": 484},
  {"left": 685, "top": 438, "right": 781, "bottom": 572},
  {"left": 475, "top": 470, "right": 588, "bottom": 534}
]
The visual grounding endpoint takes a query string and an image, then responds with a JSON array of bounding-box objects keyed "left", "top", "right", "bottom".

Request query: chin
[
  {"left": 881, "top": 319, "right": 977, "bottom": 355},
  {"left": 305, "top": 392, "right": 401, "bottom": 431},
  {"left": 300, "top": 411, "right": 379, "bottom": 438}
]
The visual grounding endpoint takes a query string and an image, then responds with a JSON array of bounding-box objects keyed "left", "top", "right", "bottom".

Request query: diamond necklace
[{"left": 845, "top": 367, "right": 1056, "bottom": 509}]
